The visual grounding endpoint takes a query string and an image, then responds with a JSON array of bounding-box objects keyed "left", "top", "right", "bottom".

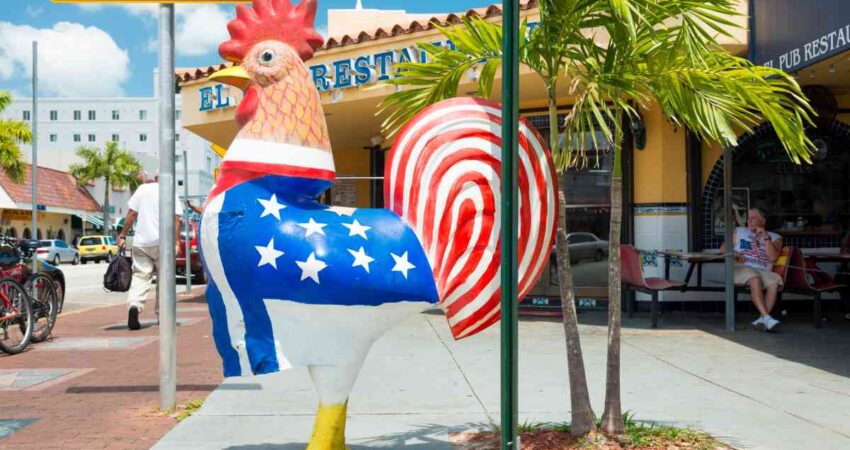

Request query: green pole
[{"left": 500, "top": 0, "right": 519, "bottom": 448}]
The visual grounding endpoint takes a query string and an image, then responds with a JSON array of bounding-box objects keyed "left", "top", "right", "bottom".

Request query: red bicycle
[{"left": 0, "top": 278, "right": 33, "bottom": 354}]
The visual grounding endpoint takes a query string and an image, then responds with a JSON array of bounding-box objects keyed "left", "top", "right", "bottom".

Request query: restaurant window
[
  {"left": 703, "top": 123, "right": 850, "bottom": 249},
  {"left": 73, "top": 110, "right": 81, "bottom": 121},
  {"left": 22, "top": 110, "right": 30, "bottom": 121},
  {"left": 88, "top": 110, "right": 96, "bottom": 120},
  {"left": 526, "top": 112, "right": 614, "bottom": 299}
]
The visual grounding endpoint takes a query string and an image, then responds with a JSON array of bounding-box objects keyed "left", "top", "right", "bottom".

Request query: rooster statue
[{"left": 200, "top": 0, "right": 557, "bottom": 448}]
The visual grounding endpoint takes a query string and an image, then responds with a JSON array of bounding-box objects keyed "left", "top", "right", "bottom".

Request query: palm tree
[
  {"left": 69, "top": 141, "right": 143, "bottom": 234},
  {"left": 380, "top": 0, "right": 814, "bottom": 436},
  {"left": 0, "top": 91, "right": 30, "bottom": 182}
]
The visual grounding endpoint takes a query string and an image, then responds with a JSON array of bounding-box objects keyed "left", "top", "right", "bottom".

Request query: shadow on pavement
[
  {"left": 570, "top": 308, "right": 850, "bottom": 379},
  {"left": 66, "top": 383, "right": 260, "bottom": 393},
  {"left": 224, "top": 422, "right": 488, "bottom": 449}
]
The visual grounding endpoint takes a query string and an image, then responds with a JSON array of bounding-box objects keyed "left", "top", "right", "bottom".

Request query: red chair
[
  {"left": 782, "top": 246, "right": 846, "bottom": 327},
  {"left": 621, "top": 245, "right": 686, "bottom": 328}
]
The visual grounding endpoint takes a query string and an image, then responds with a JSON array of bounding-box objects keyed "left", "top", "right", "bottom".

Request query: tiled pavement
[{"left": 0, "top": 287, "right": 221, "bottom": 449}]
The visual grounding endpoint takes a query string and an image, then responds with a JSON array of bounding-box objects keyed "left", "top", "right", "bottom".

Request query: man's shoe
[
  {"left": 751, "top": 316, "right": 766, "bottom": 331},
  {"left": 764, "top": 316, "right": 780, "bottom": 332},
  {"left": 128, "top": 306, "right": 141, "bottom": 331}
]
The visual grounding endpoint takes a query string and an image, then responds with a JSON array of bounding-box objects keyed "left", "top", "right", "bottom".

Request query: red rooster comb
[{"left": 219, "top": 0, "right": 324, "bottom": 63}]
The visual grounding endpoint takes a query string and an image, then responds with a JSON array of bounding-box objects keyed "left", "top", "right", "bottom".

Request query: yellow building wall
[
  {"left": 0, "top": 211, "right": 73, "bottom": 241},
  {"left": 633, "top": 103, "right": 687, "bottom": 204},
  {"left": 332, "top": 147, "right": 372, "bottom": 208}
]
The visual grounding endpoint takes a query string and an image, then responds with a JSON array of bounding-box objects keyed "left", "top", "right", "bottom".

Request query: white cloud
[
  {"left": 0, "top": 22, "right": 130, "bottom": 97},
  {"left": 175, "top": 5, "right": 230, "bottom": 57},
  {"left": 25, "top": 5, "right": 44, "bottom": 18},
  {"left": 75, "top": 3, "right": 231, "bottom": 57}
]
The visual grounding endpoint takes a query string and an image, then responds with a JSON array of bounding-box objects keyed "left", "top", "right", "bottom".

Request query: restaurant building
[
  {"left": 176, "top": 0, "right": 850, "bottom": 309},
  {"left": 0, "top": 164, "right": 101, "bottom": 243}
]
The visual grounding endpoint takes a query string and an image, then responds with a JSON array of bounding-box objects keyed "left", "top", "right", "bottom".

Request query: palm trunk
[
  {"left": 601, "top": 110, "right": 625, "bottom": 434},
  {"left": 548, "top": 88, "right": 596, "bottom": 436},
  {"left": 103, "top": 180, "right": 110, "bottom": 236}
]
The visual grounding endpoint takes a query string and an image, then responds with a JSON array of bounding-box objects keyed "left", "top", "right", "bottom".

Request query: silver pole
[
  {"left": 31, "top": 41, "right": 38, "bottom": 273},
  {"left": 723, "top": 146, "right": 735, "bottom": 332},
  {"left": 183, "top": 148, "right": 191, "bottom": 293},
  {"left": 158, "top": 3, "right": 177, "bottom": 411}
]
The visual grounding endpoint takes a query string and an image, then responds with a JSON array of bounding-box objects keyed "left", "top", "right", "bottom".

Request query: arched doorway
[
  {"left": 701, "top": 120, "right": 850, "bottom": 249},
  {"left": 57, "top": 229, "right": 66, "bottom": 242},
  {"left": 23, "top": 228, "right": 31, "bottom": 240},
  {"left": 36, "top": 229, "right": 43, "bottom": 240},
  {"left": 7, "top": 228, "right": 16, "bottom": 239}
]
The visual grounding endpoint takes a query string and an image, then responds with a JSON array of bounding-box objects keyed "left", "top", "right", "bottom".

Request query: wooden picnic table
[{"left": 656, "top": 250, "right": 726, "bottom": 292}]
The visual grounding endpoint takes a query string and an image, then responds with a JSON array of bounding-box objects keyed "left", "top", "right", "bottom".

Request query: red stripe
[{"left": 221, "top": 160, "right": 336, "bottom": 182}]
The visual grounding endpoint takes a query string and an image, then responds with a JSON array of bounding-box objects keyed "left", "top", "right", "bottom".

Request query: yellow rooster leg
[{"left": 305, "top": 402, "right": 348, "bottom": 450}]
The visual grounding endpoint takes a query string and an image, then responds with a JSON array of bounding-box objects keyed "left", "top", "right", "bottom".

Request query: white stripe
[
  {"left": 225, "top": 139, "right": 336, "bottom": 174},
  {"left": 201, "top": 194, "right": 252, "bottom": 375}
]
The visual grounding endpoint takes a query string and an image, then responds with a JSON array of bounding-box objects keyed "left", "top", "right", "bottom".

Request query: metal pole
[
  {"left": 183, "top": 148, "right": 191, "bottom": 293},
  {"left": 723, "top": 146, "right": 735, "bottom": 331},
  {"left": 500, "top": 0, "right": 519, "bottom": 448},
  {"left": 31, "top": 41, "right": 38, "bottom": 273},
  {"left": 158, "top": 3, "right": 177, "bottom": 411}
]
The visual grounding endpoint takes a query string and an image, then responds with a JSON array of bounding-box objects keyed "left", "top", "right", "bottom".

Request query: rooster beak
[{"left": 208, "top": 65, "right": 251, "bottom": 91}]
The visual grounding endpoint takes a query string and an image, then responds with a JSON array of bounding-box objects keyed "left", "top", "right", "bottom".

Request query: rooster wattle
[{"left": 200, "top": 1, "right": 557, "bottom": 449}]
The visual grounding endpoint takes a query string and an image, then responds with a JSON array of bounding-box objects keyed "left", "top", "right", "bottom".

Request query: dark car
[
  {"left": 567, "top": 232, "right": 608, "bottom": 264},
  {"left": 177, "top": 221, "right": 205, "bottom": 284}
]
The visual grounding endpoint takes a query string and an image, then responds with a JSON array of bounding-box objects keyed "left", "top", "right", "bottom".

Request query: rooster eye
[{"left": 258, "top": 49, "right": 276, "bottom": 66}]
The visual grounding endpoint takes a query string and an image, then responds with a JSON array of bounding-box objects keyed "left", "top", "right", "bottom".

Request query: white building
[{"left": 0, "top": 74, "right": 221, "bottom": 225}]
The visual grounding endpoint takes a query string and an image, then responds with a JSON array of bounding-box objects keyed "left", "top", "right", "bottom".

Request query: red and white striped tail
[{"left": 385, "top": 97, "right": 558, "bottom": 339}]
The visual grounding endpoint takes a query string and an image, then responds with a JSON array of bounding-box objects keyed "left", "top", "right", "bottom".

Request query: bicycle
[
  {"left": 25, "top": 272, "right": 59, "bottom": 343},
  {"left": 0, "top": 277, "right": 33, "bottom": 354}
]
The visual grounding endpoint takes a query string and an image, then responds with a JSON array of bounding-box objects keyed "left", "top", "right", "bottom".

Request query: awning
[{"left": 83, "top": 215, "right": 104, "bottom": 228}]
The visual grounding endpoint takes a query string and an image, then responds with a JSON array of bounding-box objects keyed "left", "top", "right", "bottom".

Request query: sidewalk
[
  {"left": 156, "top": 311, "right": 850, "bottom": 450},
  {"left": 0, "top": 287, "right": 221, "bottom": 450}
]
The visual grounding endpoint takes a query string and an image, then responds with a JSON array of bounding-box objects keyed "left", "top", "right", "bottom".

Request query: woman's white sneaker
[{"left": 763, "top": 316, "right": 780, "bottom": 332}]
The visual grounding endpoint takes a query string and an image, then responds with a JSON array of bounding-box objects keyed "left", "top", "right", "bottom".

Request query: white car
[
  {"left": 566, "top": 232, "right": 609, "bottom": 264},
  {"left": 36, "top": 239, "right": 80, "bottom": 265}
]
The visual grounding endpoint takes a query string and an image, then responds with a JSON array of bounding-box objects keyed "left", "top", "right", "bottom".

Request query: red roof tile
[
  {"left": 176, "top": 0, "right": 539, "bottom": 85},
  {"left": 0, "top": 164, "right": 101, "bottom": 213}
]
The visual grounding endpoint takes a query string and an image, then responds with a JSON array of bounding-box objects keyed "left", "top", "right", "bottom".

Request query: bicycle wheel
[
  {"left": 0, "top": 278, "right": 32, "bottom": 354},
  {"left": 25, "top": 273, "right": 59, "bottom": 343}
]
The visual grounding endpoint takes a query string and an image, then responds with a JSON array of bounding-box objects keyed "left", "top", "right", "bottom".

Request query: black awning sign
[{"left": 754, "top": 1, "right": 850, "bottom": 73}]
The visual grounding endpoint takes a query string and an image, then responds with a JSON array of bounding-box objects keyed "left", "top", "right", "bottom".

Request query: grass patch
[
  {"left": 171, "top": 399, "right": 205, "bottom": 422},
  {"left": 474, "top": 412, "right": 730, "bottom": 449}
]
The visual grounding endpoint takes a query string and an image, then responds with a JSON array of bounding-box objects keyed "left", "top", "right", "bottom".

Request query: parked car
[
  {"left": 566, "top": 232, "right": 608, "bottom": 264},
  {"left": 77, "top": 235, "right": 119, "bottom": 264},
  {"left": 177, "top": 221, "right": 205, "bottom": 284},
  {"left": 36, "top": 240, "right": 80, "bottom": 265}
]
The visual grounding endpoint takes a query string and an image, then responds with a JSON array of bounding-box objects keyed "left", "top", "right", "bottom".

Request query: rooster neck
[{"left": 237, "top": 64, "right": 332, "bottom": 153}]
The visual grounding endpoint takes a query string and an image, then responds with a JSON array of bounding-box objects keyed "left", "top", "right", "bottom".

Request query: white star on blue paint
[
  {"left": 327, "top": 206, "right": 356, "bottom": 217},
  {"left": 342, "top": 219, "right": 371, "bottom": 240},
  {"left": 255, "top": 238, "right": 284, "bottom": 269},
  {"left": 390, "top": 251, "right": 416, "bottom": 279},
  {"left": 298, "top": 217, "right": 327, "bottom": 237},
  {"left": 296, "top": 252, "right": 327, "bottom": 284},
  {"left": 257, "top": 194, "right": 286, "bottom": 220},
  {"left": 348, "top": 246, "right": 375, "bottom": 273}
]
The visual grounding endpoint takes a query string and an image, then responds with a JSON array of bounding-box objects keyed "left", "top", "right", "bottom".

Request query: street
[{"left": 59, "top": 261, "right": 202, "bottom": 313}]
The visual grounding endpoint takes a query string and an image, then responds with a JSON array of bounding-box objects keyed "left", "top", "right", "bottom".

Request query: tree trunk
[
  {"left": 103, "top": 180, "right": 110, "bottom": 237},
  {"left": 556, "top": 188, "right": 596, "bottom": 436},
  {"left": 548, "top": 86, "right": 596, "bottom": 436},
  {"left": 601, "top": 112, "right": 625, "bottom": 434}
]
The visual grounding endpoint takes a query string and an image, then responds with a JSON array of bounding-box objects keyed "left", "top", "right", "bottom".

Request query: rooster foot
[{"left": 305, "top": 402, "right": 348, "bottom": 450}]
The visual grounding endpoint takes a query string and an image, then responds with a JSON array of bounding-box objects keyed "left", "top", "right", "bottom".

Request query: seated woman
[{"left": 722, "top": 207, "right": 784, "bottom": 332}]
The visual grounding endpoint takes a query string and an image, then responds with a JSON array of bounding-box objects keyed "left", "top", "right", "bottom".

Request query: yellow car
[{"left": 77, "top": 235, "right": 119, "bottom": 264}]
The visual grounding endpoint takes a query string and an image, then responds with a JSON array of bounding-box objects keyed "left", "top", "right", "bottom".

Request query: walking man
[{"left": 116, "top": 174, "right": 183, "bottom": 330}]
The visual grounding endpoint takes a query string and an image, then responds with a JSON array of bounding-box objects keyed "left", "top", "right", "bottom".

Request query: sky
[{"left": 0, "top": 0, "right": 488, "bottom": 98}]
